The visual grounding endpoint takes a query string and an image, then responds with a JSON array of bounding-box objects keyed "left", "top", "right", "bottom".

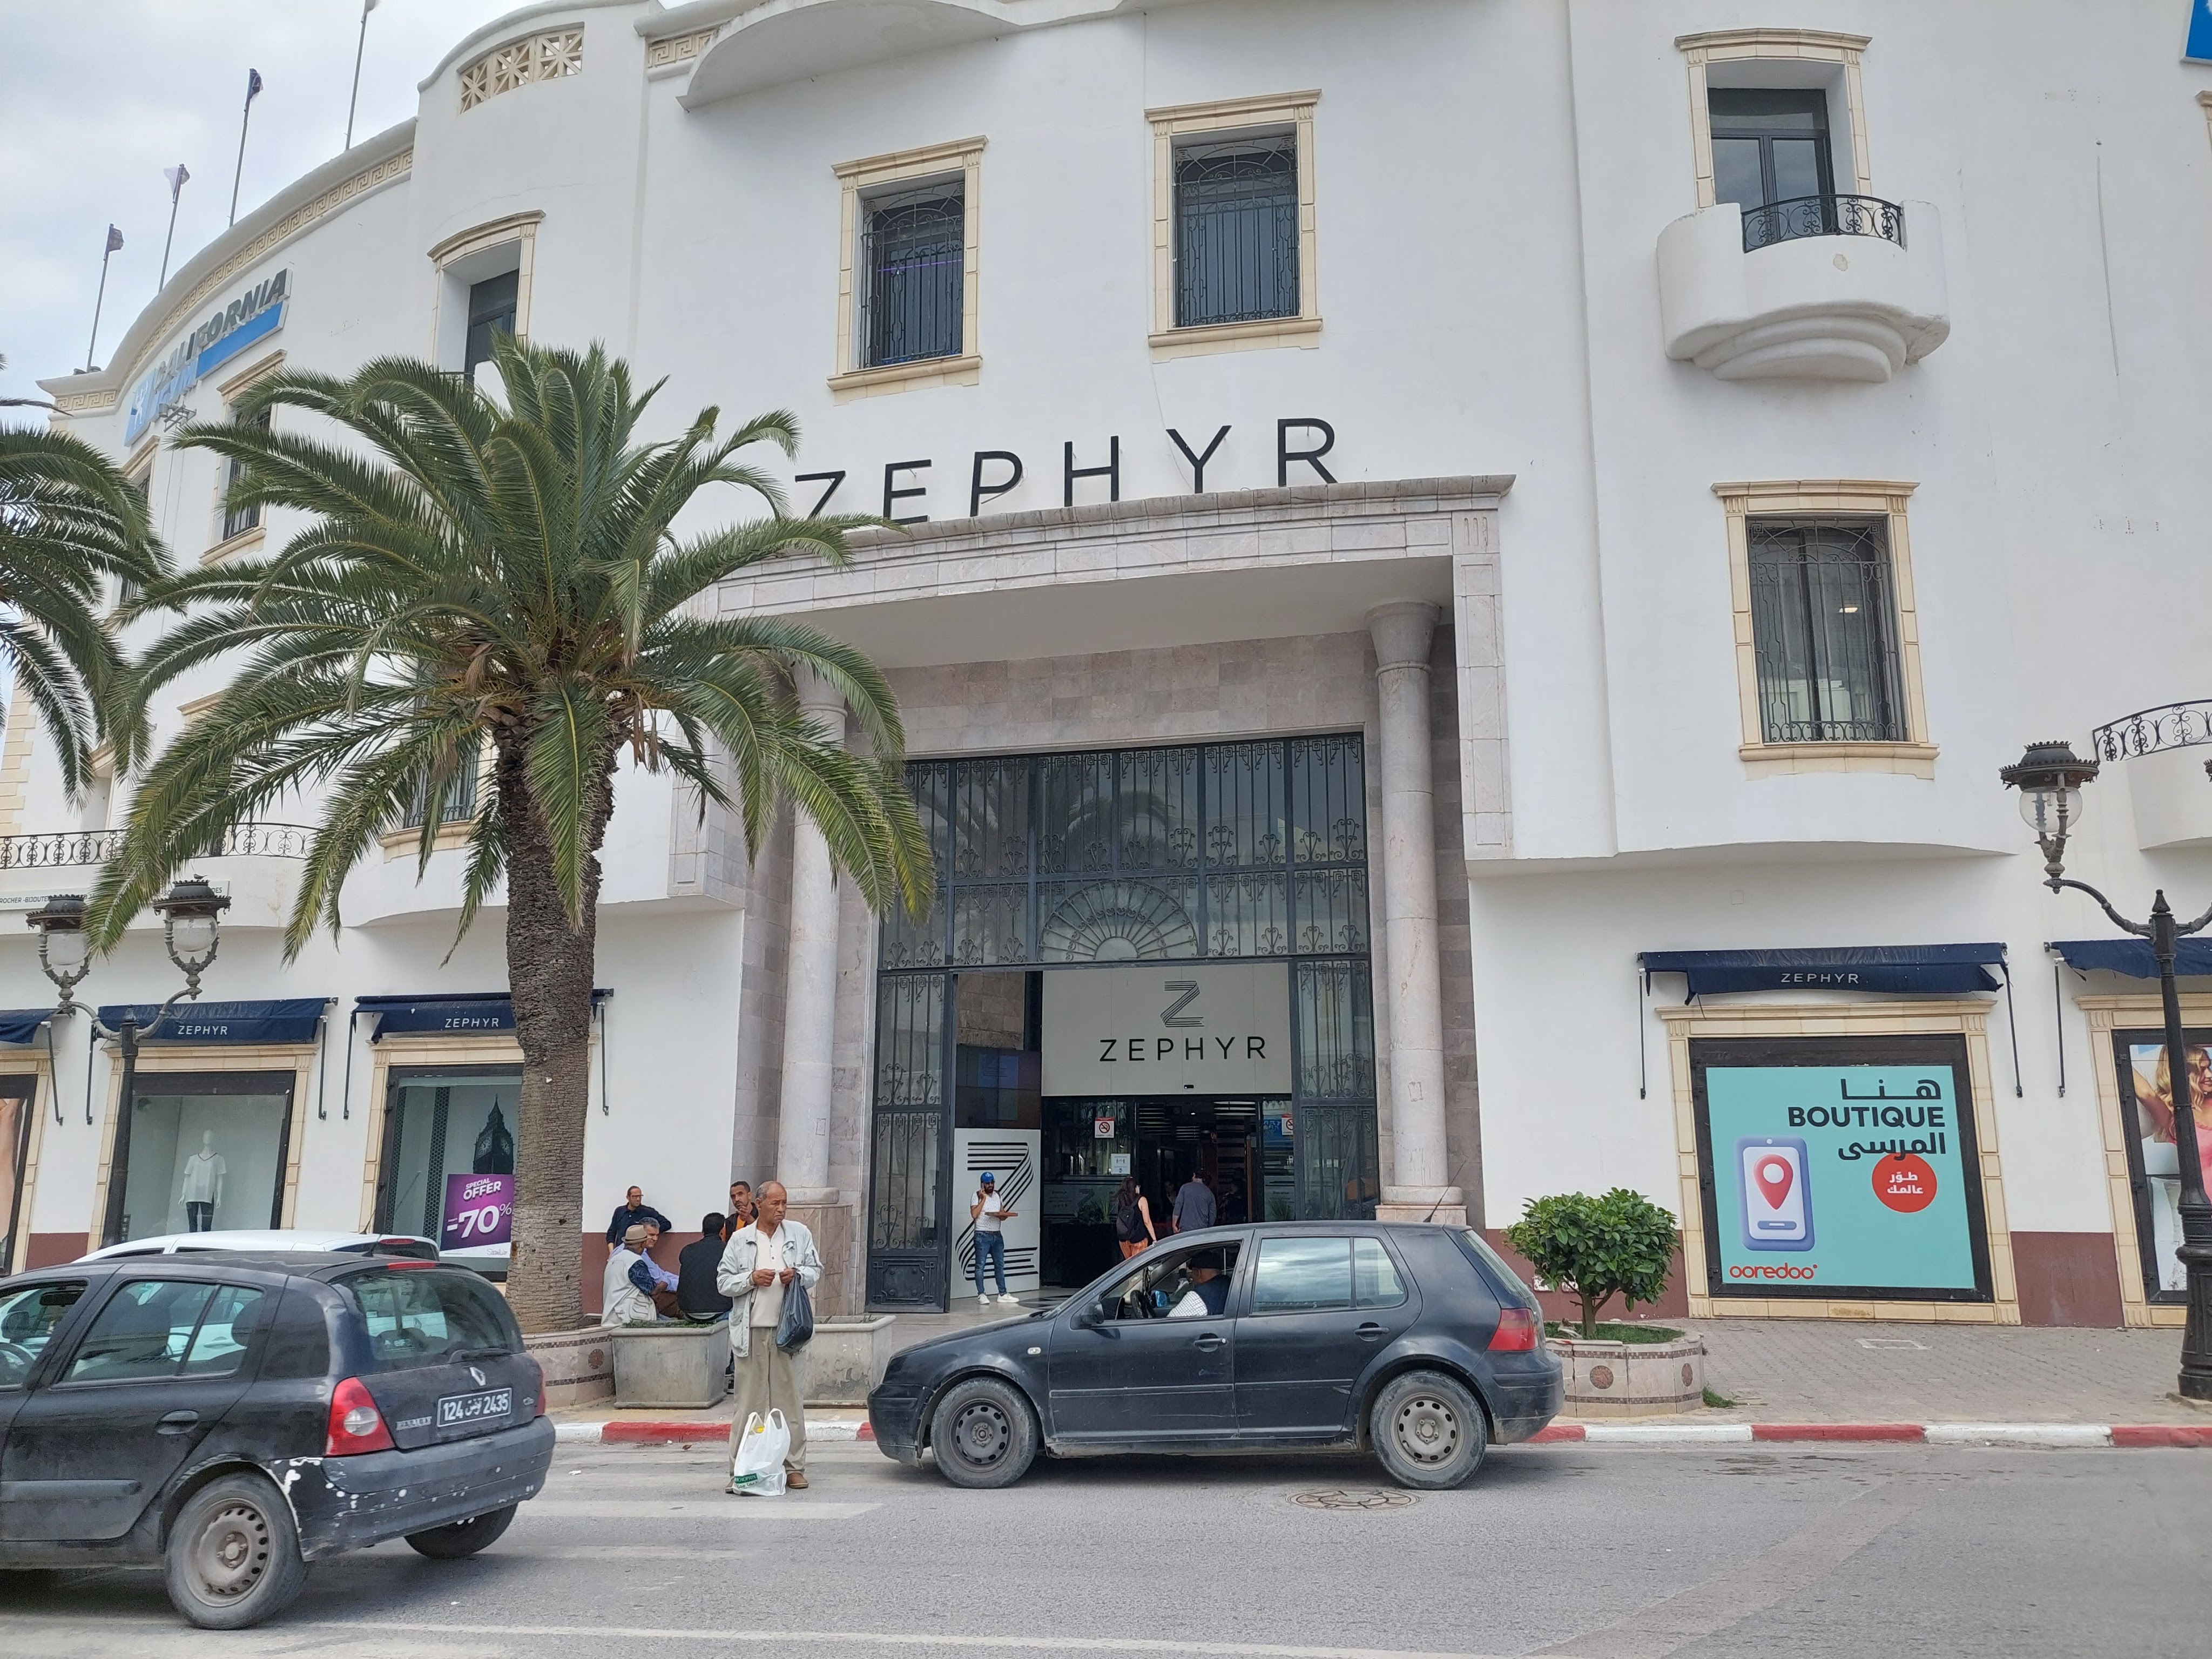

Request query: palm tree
[
  {"left": 0, "top": 416, "right": 165, "bottom": 798},
  {"left": 91, "top": 339, "right": 931, "bottom": 1332}
]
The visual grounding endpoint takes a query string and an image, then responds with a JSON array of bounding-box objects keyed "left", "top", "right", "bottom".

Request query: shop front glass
[
  {"left": 1, "top": 1075, "right": 34, "bottom": 1273},
  {"left": 115, "top": 1071, "right": 295, "bottom": 1243},
  {"left": 374, "top": 1066, "right": 521, "bottom": 1270},
  {"left": 867, "top": 735, "right": 1378, "bottom": 1311},
  {"left": 2113, "top": 1029, "right": 2210, "bottom": 1303}
]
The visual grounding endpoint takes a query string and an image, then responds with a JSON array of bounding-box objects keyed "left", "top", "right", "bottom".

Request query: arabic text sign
[
  {"left": 1704, "top": 1064, "right": 1982, "bottom": 1296},
  {"left": 441, "top": 1171, "right": 514, "bottom": 1250}
]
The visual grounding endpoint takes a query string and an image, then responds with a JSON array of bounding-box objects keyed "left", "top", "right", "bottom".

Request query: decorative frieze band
[
  {"left": 645, "top": 28, "right": 719, "bottom": 71},
  {"left": 459, "top": 28, "right": 583, "bottom": 111}
]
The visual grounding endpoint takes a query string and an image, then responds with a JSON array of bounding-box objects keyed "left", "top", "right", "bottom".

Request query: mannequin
[{"left": 179, "top": 1130, "right": 226, "bottom": 1231}]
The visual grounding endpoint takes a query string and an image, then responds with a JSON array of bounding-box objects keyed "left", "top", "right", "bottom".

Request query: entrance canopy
[
  {"left": 97, "top": 998, "right": 330, "bottom": 1044},
  {"left": 2050, "top": 938, "right": 2212, "bottom": 978},
  {"left": 1639, "top": 944, "right": 2008, "bottom": 1000},
  {"left": 0, "top": 1009, "right": 53, "bottom": 1045},
  {"left": 355, "top": 989, "right": 612, "bottom": 1040}
]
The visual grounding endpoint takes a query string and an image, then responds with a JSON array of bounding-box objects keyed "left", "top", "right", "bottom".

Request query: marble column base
[
  {"left": 785, "top": 1199, "right": 854, "bottom": 1320},
  {"left": 1378, "top": 1186, "right": 1467, "bottom": 1228}
]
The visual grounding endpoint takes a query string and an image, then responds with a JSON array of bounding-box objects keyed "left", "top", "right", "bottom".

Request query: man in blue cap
[{"left": 969, "top": 1171, "right": 1016, "bottom": 1305}]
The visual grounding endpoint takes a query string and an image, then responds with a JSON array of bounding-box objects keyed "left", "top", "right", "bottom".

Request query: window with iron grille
[
  {"left": 1747, "top": 517, "right": 1906, "bottom": 744},
  {"left": 219, "top": 406, "right": 270, "bottom": 543},
  {"left": 397, "top": 740, "right": 482, "bottom": 831},
  {"left": 463, "top": 270, "right": 520, "bottom": 381},
  {"left": 1173, "top": 131, "right": 1299, "bottom": 328},
  {"left": 859, "top": 178, "right": 964, "bottom": 368}
]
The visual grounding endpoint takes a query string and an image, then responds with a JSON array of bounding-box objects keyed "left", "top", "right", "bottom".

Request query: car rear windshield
[
  {"left": 1455, "top": 1228, "right": 1541, "bottom": 1312},
  {"left": 343, "top": 1267, "right": 521, "bottom": 1371}
]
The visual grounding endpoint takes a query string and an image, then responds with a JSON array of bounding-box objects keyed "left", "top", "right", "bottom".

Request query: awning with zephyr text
[
  {"left": 95, "top": 998, "right": 331, "bottom": 1044},
  {"left": 1638, "top": 943, "right": 2008, "bottom": 1000}
]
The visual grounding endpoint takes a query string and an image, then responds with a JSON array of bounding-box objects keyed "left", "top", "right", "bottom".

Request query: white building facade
[{"left": 9, "top": 0, "right": 2212, "bottom": 1334}]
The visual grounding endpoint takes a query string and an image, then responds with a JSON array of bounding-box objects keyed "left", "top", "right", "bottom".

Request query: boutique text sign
[
  {"left": 1043, "top": 962, "right": 1291, "bottom": 1097},
  {"left": 1691, "top": 1037, "right": 1992, "bottom": 1303}
]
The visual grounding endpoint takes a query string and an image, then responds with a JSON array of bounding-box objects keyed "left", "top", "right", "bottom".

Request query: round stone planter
[{"left": 1547, "top": 1332, "right": 1707, "bottom": 1417}]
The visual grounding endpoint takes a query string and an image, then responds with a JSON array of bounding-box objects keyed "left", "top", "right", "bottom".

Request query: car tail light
[
  {"left": 1487, "top": 1306, "right": 1541, "bottom": 1352},
  {"left": 325, "top": 1376, "right": 396, "bottom": 1455},
  {"left": 524, "top": 1355, "right": 547, "bottom": 1418}
]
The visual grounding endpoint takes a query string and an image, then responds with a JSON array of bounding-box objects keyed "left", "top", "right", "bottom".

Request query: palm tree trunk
[{"left": 500, "top": 744, "right": 610, "bottom": 1334}]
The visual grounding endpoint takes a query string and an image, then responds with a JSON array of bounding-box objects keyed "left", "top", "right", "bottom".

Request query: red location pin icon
[{"left": 1754, "top": 1157, "right": 1794, "bottom": 1211}]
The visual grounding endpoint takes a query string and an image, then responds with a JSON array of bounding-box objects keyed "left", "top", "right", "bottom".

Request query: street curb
[
  {"left": 555, "top": 1419, "right": 872, "bottom": 1445},
  {"left": 552, "top": 1418, "right": 2205, "bottom": 1449},
  {"left": 1529, "top": 1422, "right": 2208, "bottom": 1448}
]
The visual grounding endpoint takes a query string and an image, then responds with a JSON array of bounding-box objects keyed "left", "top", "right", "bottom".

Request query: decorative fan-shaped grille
[{"left": 1039, "top": 880, "right": 1199, "bottom": 962}]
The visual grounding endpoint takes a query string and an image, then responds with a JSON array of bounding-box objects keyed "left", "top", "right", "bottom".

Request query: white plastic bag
[{"left": 731, "top": 1408, "right": 790, "bottom": 1497}]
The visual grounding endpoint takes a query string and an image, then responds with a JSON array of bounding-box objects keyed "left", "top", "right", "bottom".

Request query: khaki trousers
[{"left": 728, "top": 1335, "right": 807, "bottom": 1471}]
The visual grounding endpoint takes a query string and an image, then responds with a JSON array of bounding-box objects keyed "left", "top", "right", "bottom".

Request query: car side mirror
[{"left": 1071, "top": 1297, "right": 1106, "bottom": 1330}]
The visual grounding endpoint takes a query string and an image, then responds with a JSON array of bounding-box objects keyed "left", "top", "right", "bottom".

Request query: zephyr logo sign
[{"left": 1042, "top": 962, "right": 1291, "bottom": 1096}]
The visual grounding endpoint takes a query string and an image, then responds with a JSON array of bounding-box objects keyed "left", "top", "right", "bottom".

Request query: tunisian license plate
[{"left": 436, "top": 1386, "right": 512, "bottom": 1427}]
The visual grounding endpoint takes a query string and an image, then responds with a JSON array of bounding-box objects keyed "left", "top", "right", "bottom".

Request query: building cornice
[{"left": 39, "top": 120, "right": 416, "bottom": 406}]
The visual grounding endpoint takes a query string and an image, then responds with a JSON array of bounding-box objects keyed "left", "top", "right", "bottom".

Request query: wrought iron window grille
[
  {"left": 1740, "top": 193, "right": 1906, "bottom": 253},
  {"left": 219, "top": 406, "right": 271, "bottom": 543},
  {"left": 1172, "top": 133, "right": 1299, "bottom": 329},
  {"left": 1747, "top": 516, "right": 1907, "bottom": 745},
  {"left": 2091, "top": 700, "right": 2212, "bottom": 763},
  {"left": 859, "top": 179, "right": 965, "bottom": 368}
]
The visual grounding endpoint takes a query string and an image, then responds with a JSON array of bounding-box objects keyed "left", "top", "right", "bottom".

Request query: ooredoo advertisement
[{"left": 1694, "top": 1038, "right": 1991, "bottom": 1301}]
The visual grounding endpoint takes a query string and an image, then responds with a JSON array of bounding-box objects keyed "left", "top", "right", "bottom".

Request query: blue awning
[
  {"left": 1638, "top": 944, "right": 2007, "bottom": 999},
  {"left": 97, "top": 998, "right": 330, "bottom": 1044},
  {"left": 0, "top": 1009, "right": 53, "bottom": 1046},
  {"left": 356, "top": 989, "right": 610, "bottom": 1040},
  {"left": 2051, "top": 938, "right": 2212, "bottom": 979}
]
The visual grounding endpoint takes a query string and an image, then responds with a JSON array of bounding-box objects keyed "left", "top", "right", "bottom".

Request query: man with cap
[
  {"left": 969, "top": 1170, "right": 1017, "bottom": 1305},
  {"left": 601, "top": 1223, "right": 664, "bottom": 1326}
]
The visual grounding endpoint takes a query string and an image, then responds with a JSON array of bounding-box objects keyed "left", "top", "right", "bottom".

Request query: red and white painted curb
[
  {"left": 1529, "top": 1421, "right": 2209, "bottom": 1448},
  {"left": 554, "top": 1417, "right": 2205, "bottom": 1448}
]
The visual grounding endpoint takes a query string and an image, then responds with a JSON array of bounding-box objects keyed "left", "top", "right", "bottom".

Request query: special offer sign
[
  {"left": 441, "top": 1171, "right": 514, "bottom": 1252},
  {"left": 1693, "top": 1037, "right": 1991, "bottom": 1302}
]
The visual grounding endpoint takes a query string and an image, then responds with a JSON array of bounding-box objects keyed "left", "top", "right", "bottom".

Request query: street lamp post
[
  {"left": 2000, "top": 740, "right": 2212, "bottom": 1400},
  {"left": 26, "top": 879, "right": 231, "bottom": 1248}
]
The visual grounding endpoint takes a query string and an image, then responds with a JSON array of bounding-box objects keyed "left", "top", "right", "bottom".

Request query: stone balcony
[
  {"left": 1658, "top": 195, "right": 1950, "bottom": 383},
  {"left": 0, "top": 823, "right": 314, "bottom": 929}
]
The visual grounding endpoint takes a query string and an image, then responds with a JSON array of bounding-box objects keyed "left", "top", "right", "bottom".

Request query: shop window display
[
  {"left": 117, "top": 1073, "right": 294, "bottom": 1242},
  {"left": 375, "top": 1067, "right": 521, "bottom": 1264},
  {"left": 2114, "top": 1031, "right": 2211, "bottom": 1301},
  {"left": 1, "top": 1076, "right": 33, "bottom": 1272}
]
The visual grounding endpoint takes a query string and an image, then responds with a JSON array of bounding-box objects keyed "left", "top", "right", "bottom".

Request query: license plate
[{"left": 436, "top": 1386, "right": 512, "bottom": 1427}]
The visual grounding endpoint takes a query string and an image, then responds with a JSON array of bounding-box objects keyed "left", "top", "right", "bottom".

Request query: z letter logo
[{"left": 1161, "top": 981, "right": 1202, "bottom": 1028}]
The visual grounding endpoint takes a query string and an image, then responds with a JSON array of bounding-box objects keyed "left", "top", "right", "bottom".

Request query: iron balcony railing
[
  {"left": 0, "top": 822, "right": 315, "bottom": 871},
  {"left": 2092, "top": 699, "right": 2212, "bottom": 763},
  {"left": 1741, "top": 192, "right": 1906, "bottom": 253}
]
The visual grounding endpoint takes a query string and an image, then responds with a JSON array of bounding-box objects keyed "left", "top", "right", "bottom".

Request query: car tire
[
  {"left": 1371, "top": 1368, "right": 1488, "bottom": 1491},
  {"left": 404, "top": 1503, "right": 518, "bottom": 1559},
  {"left": 163, "top": 1472, "right": 311, "bottom": 1630},
  {"left": 929, "top": 1375, "right": 1038, "bottom": 1489}
]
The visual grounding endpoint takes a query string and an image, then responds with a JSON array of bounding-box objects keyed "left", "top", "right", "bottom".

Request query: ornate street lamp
[
  {"left": 2001, "top": 740, "right": 2210, "bottom": 1399},
  {"left": 26, "top": 878, "right": 231, "bottom": 1247}
]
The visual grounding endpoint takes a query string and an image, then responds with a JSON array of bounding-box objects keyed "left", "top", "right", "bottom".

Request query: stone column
[
  {"left": 774, "top": 667, "right": 852, "bottom": 1311},
  {"left": 1367, "top": 602, "right": 1464, "bottom": 1225}
]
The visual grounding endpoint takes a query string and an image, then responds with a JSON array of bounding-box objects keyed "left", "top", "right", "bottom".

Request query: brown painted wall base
[
  {"left": 1482, "top": 1230, "right": 1692, "bottom": 1324},
  {"left": 2010, "top": 1231, "right": 2126, "bottom": 1327},
  {"left": 25, "top": 1233, "right": 80, "bottom": 1270}
]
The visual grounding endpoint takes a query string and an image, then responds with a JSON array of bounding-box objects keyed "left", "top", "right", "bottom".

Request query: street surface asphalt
[{"left": 3, "top": 1438, "right": 2206, "bottom": 1657}]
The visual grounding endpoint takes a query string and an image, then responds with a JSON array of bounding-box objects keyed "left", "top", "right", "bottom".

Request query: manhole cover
[{"left": 1291, "top": 1488, "right": 1415, "bottom": 1511}]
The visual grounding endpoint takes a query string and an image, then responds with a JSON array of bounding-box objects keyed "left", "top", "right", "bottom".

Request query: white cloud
[{"left": 0, "top": 0, "right": 524, "bottom": 416}]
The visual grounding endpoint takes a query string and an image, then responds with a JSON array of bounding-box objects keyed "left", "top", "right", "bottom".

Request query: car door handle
[
  {"left": 157, "top": 1410, "right": 200, "bottom": 1433},
  {"left": 1356, "top": 1323, "right": 1387, "bottom": 1341},
  {"left": 1192, "top": 1333, "right": 1226, "bottom": 1350}
]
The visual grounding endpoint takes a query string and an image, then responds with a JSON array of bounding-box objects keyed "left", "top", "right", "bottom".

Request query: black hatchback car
[
  {"left": 0, "top": 1253, "right": 554, "bottom": 1628},
  {"left": 869, "top": 1221, "right": 1561, "bottom": 1489}
]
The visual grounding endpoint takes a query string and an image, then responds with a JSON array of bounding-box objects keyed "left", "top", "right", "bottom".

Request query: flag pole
[
  {"left": 86, "top": 226, "right": 124, "bottom": 372},
  {"left": 345, "top": 2, "right": 377, "bottom": 151},
  {"left": 228, "top": 69, "right": 263, "bottom": 227},
  {"left": 158, "top": 165, "right": 190, "bottom": 290}
]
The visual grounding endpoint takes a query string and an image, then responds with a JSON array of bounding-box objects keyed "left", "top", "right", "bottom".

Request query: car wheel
[
  {"left": 929, "top": 1375, "right": 1037, "bottom": 1489},
  {"left": 404, "top": 1503, "right": 517, "bottom": 1559},
  {"left": 1371, "top": 1368, "right": 1488, "bottom": 1491},
  {"left": 163, "top": 1473, "right": 311, "bottom": 1630}
]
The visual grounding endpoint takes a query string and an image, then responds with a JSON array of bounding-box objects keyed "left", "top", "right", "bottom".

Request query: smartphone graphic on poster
[{"left": 1737, "top": 1137, "right": 1814, "bottom": 1251}]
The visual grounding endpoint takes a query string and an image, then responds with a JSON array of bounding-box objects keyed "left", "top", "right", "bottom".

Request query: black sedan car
[
  {"left": 0, "top": 1252, "right": 554, "bottom": 1628},
  {"left": 869, "top": 1221, "right": 1561, "bottom": 1489}
]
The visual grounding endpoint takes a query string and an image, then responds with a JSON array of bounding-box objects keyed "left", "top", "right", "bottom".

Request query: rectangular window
[
  {"left": 374, "top": 1067, "right": 520, "bottom": 1256},
  {"left": 463, "top": 270, "right": 520, "bottom": 381},
  {"left": 860, "top": 178, "right": 965, "bottom": 368},
  {"left": 1174, "top": 131, "right": 1299, "bottom": 328},
  {"left": 219, "top": 406, "right": 269, "bottom": 543},
  {"left": 113, "top": 1071, "right": 296, "bottom": 1243},
  {"left": 343, "top": 1266, "right": 521, "bottom": 1370},
  {"left": 1746, "top": 517, "right": 1905, "bottom": 745},
  {"left": 1710, "top": 90, "right": 1835, "bottom": 237},
  {"left": 1249, "top": 1235, "right": 1352, "bottom": 1314},
  {"left": 398, "top": 740, "right": 483, "bottom": 831},
  {"left": 0, "top": 1076, "right": 32, "bottom": 1276}
]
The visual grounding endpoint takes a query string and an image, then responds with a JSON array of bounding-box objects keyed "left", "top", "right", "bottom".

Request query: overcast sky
[{"left": 0, "top": 0, "right": 527, "bottom": 416}]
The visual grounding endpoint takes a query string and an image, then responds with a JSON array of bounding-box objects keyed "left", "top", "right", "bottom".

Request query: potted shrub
[{"left": 1503, "top": 1189, "right": 1708, "bottom": 1417}]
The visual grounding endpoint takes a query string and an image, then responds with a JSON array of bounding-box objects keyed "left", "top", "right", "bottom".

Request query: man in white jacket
[{"left": 716, "top": 1180, "right": 822, "bottom": 1489}]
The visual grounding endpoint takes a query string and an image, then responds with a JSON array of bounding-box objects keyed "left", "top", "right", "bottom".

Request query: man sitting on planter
[
  {"left": 601, "top": 1223, "right": 666, "bottom": 1326},
  {"left": 678, "top": 1212, "right": 735, "bottom": 1323}
]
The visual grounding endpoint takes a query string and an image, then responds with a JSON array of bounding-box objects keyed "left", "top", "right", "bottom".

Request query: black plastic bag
[{"left": 776, "top": 1273, "right": 814, "bottom": 1351}]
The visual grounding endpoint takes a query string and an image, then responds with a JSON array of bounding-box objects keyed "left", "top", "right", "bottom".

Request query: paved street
[{"left": 5, "top": 1438, "right": 2205, "bottom": 1657}]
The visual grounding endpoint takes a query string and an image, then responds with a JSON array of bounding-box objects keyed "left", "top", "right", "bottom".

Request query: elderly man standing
[{"left": 716, "top": 1181, "right": 821, "bottom": 1491}]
